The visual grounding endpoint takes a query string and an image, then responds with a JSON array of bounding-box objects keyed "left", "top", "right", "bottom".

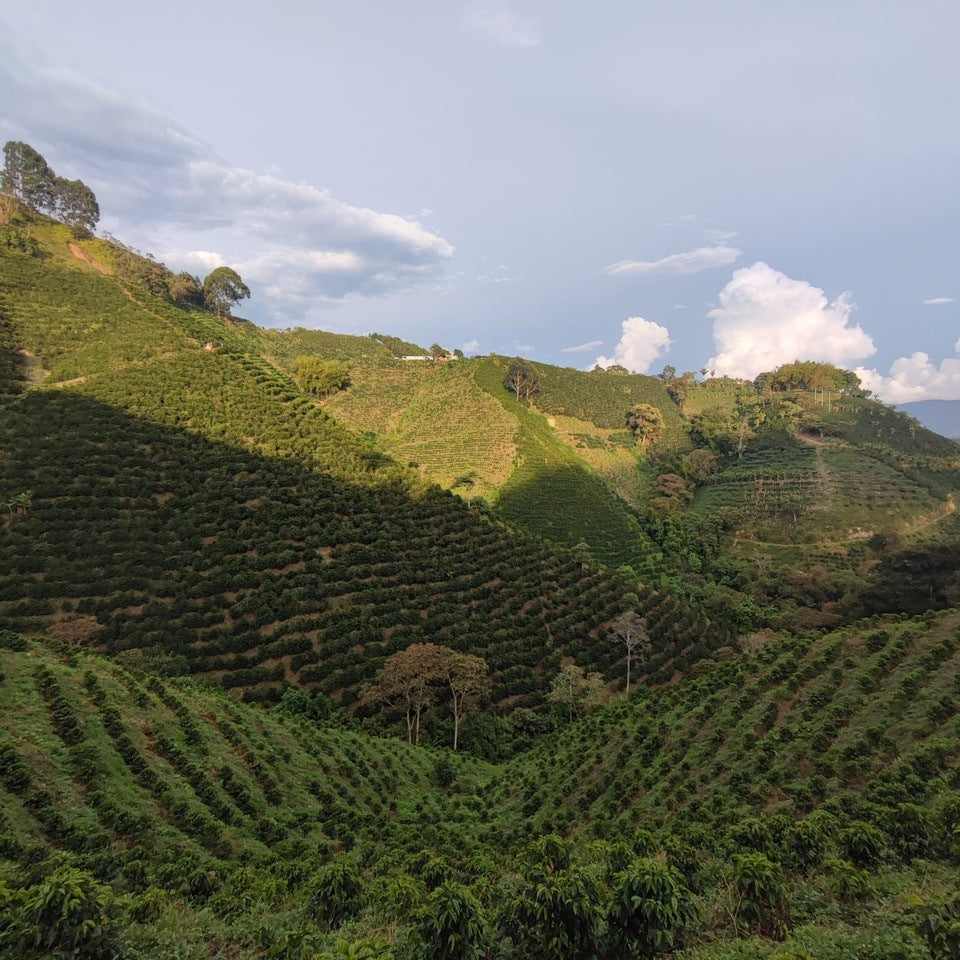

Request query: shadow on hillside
[
  {"left": 495, "top": 462, "right": 658, "bottom": 573},
  {"left": 0, "top": 387, "right": 684, "bottom": 710}
]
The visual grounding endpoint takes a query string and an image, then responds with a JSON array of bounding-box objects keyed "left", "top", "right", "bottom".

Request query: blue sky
[{"left": 2, "top": 1, "right": 958, "bottom": 400}]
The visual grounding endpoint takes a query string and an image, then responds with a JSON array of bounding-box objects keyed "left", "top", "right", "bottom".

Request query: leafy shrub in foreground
[
  {"left": 0, "top": 866, "right": 120, "bottom": 959},
  {"left": 606, "top": 857, "right": 693, "bottom": 958},
  {"left": 306, "top": 860, "right": 365, "bottom": 930},
  {"left": 413, "top": 881, "right": 486, "bottom": 960},
  {"left": 730, "top": 852, "right": 789, "bottom": 941}
]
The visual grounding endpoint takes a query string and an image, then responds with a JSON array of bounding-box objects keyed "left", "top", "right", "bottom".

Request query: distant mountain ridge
[{"left": 897, "top": 398, "right": 960, "bottom": 439}]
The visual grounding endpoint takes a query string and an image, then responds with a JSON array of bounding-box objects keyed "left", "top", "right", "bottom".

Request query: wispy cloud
[
  {"left": 561, "top": 340, "right": 603, "bottom": 354},
  {"left": 0, "top": 37, "right": 454, "bottom": 324},
  {"left": 604, "top": 245, "right": 741, "bottom": 278},
  {"left": 923, "top": 297, "right": 955, "bottom": 306},
  {"left": 595, "top": 317, "right": 671, "bottom": 373},
  {"left": 706, "top": 262, "right": 875, "bottom": 379},
  {"left": 464, "top": 6, "right": 540, "bottom": 48},
  {"left": 703, "top": 228, "right": 739, "bottom": 244}
]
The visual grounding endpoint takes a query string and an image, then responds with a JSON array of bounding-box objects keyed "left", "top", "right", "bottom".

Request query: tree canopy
[
  {"left": 1, "top": 141, "right": 100, "bottom": 235},
  {"left": 626, "top": 403, "right": 665, "bottom": 449},
  {"left": 294, "top": 357, "right": 351, "bottom": 397},
  {"left": 504, "top": 358, "right": 540, "bottom": 403},
  {"left": 364, "top": 643, "right": 490, "bottom": 748},
  {"left": 202, "top": 267, "right": 251, "bottom": 319}
]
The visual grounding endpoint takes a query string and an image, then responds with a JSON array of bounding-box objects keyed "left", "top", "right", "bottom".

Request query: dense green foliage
[
  {"left": 2, "top": 141, "right": 99, "bottom": 234},
  {"left": 0, "top": 614, "right": 957, "bottom": 957}
]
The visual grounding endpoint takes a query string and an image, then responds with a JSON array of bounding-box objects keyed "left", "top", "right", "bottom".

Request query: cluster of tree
[
  {"left": 294, "top": 356, "right": 351, "bottom": 397},
  {"left": 101, "top": 238, "right": 250, "bottom": 319},
  {"left": 659, "top": 365, "right": 698, "bottom": 414},
  {"left": 756, "top": 361, "right": 866, "bottom": 396},
  {"left": 504, "top": 358, "right": 540, "bottom": 402},
  {"left": 1, "top": 141, "right": 99, "bottom": 235},
  {"left": 363, "top": 643, "right": 490, "bottom": 749}
]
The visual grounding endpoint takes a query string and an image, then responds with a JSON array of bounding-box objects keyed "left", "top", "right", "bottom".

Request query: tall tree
[
  {"left": 364, "top": 642, "right": 444, "bottom": 744},
  {"left": 626, "top": 403, "right": 665, "bottom": 449},
  {"left": 504, "top": 358, "right": 539, "bottom": 402},
  {"left": 168, "top": 272, "right": 204, "bottom": 305},
  {"left": 609, "top": 610, "right": 651, "bottom": 694},
  {"left": 1, "top": 141, "right": 56, "bottom": 211},
  {"left": 202, "top": 266, "right": 250, "bottom": 319},
  {"left": 54, "top": 178, "right": 100, "bottom": 235},
  {"left": 548, "top": 664, "right": 605, "bottom": 722},
  {"left": 444, "top": 651, "right": 491, "bottom": 751}
]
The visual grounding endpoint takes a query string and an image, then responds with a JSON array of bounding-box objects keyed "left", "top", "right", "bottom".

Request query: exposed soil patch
[{"left": 67, "top": 242, "right": 109, "bottom": 274}]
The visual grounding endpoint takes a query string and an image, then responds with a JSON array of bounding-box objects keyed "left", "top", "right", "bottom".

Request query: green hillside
[
  {"left": 0, "top": 217, "right": 732, "bottom": 725},
  {"left": 2, "top": 615, "right": 958, "bottom": 958},
  {"left": 498, "top": 610, "right": 960, "bottom": 836}
]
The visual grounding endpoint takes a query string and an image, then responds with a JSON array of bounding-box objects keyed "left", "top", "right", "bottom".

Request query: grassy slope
[
  {"left": 0, "top": 631, "right": 491, "bottom": 877},
  {"left": 473, "top": 358, "right": 663, "bottom": 574},
  {"left": 322, "top": 359, "right": 518, "bottom": 499},
  {"left": 531, "top": 362, "right": 689, "bottom": 449}
]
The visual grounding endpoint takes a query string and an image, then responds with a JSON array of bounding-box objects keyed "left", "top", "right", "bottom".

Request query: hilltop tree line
[
  {"left": 1, "top": 141, "right": 99, "bottom": 235},
  {"left": 1, "top": 141, "right": 251, "bottom": 321}
]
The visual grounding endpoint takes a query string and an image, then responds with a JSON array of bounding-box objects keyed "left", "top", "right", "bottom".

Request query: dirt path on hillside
[{"left": 67, "top": 243, "right": 108, "bottom": 274}]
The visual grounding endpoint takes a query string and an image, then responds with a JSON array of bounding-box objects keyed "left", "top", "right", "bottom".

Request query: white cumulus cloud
[
  {"left": 706, "top": 262, "right": 876, "bottom": 379},
  {"left": 604, "top": 245, "right": 741, "bottom": 277},
  {"left": 464, "top": 6, "right": 540, "bottom": 48},
  {"left": 595, "top": 317, "right": 671, "bottom": 373},
  {"left": 856, "top": 336, "right": 960, "bottom": 402}
]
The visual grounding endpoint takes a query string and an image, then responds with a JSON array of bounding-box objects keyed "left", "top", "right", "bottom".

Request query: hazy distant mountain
[{"left": 897, "top": 399, "right": 960, "bottom": 439}]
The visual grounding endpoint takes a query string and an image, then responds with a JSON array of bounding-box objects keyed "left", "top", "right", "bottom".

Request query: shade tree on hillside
[
  {"left": 548, "top": 663, "right": 605, "bottom": 722},
  {"left": 1, "top": 141, "right": 100, "bottom": 236},
  {"left": 608, "top": 609, "right": 651, "bottom": 694},
  {"left": 363, "top": 642, "right": 490, "bottom": 748},
  {"left": 168, "top": 272, "right": 205, "bottom": 306},
  {"left": 443, "top": 650, "right": 491, "bottom": 751},
  {"left": 626, "top": 403, "right": 665, "bottom": 449},
  {"left": 757, "top": 361, "right": 865, "bottom": 396},
  {"left": 1, "top": 142, "right": 56, "bottom": 211},
  {"left": 53, "top": 178, "right": 100, "bottom": 235},
  {"left": 504, "top": 358, "right": 540, "bottom": 403},
  {"left": 665, "top": 370, "right": 696, "bottom": 414},
  {"left": 202, "top": 266, "right": 250, "bottom": 319}
]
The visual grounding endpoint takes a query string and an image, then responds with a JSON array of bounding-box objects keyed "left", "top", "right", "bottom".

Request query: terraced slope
[
  {"left": 0, "top": 233, "right": 732, "bottom": 717},
  {"left": 497, "top": 609, "right": 960, "bottom": 838},
  {"left": 0, "top": 631, "right": 490, "bottom": 881},
  {"left": 530, "top": 362, "right": 689, "bottom": 450},
  {"left": 2, "top": 619, "right": 958, "bottom": 960}
]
